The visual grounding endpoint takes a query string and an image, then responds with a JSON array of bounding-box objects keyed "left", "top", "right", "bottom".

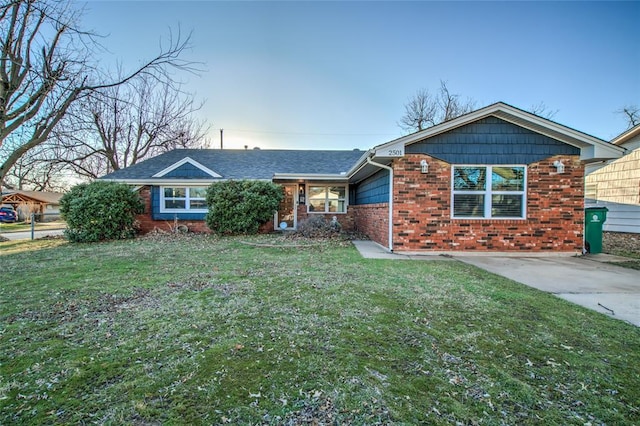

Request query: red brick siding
[
  {"left": 391, "top": 155, "right": 584, "bottom": 252},
  {"left": 351, "top": 203, "right": 389, "bottom": 247},
  {"left": 296, "top": 204, "right": 356, "bottom": 231}
]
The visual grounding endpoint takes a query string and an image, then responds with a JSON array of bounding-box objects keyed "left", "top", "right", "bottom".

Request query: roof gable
[
  {"left": 611, "top": 123, "right": 640, "bottom": 150},
  {"left": 372, "top": 102, "right": 625, "bottom": 163},
  {"left": 152, "top": 157, "right": 222, "bottom": 178},
  {"left": 405, "top": 116, "right": 580, "bottom": 164}
]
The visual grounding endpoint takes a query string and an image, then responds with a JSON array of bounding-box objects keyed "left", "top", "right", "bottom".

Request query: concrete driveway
[
  {"left": 352, "top": 241, "right": 640, "bottom": 327},
  {"left": 453, "top": 254, "right": 640, "bottom": 327}
]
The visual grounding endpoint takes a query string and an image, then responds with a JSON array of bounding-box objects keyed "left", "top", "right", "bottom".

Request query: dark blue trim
[
  {"left": 406, "top": 116, "right": 579, "bottom": 164},
  {"left": 164, "top": 162, "right": 214, "bottom": 178},
  {"left": 152, "top": 212, "right": 207, "bottom": 220}
]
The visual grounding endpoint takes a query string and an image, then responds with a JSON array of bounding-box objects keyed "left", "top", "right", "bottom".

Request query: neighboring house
[
  {"left": 585, "top": 124, "right": 640, "bottom": 234},
  {"left": 102, "top": 102, "right": 624, "bottom": 253},
  {"left": 0, "top": 190, "right": 64, "bottom": 221}
]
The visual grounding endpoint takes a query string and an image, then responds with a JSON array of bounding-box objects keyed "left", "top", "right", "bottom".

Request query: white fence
[{"left": 585, "top": 199, "right": 640, "bottom": 234}]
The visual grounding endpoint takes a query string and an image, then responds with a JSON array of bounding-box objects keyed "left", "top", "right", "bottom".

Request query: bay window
[{"left": 452, "top": 166, "right": 526, "bottom": 219}]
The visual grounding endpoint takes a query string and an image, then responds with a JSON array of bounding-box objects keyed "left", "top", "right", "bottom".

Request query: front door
[{"left": 276, "top": 185, "right": 297, "bottom": 230}]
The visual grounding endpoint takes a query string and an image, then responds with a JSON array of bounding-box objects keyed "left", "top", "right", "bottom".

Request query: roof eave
[
  {"left": 611, "top": 123, "right": 640, "bottom": 146},
  {"left": 100, "top": 178, "right": 271, "bottom": 185},
  {"left": 272, "top": 173, "right": 350, "bottom": 181}
]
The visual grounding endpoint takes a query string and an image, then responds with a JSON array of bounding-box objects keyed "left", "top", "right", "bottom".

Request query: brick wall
[
  {"left": 351, "top": 203, "right": 389, "bottom": 247},
  {"left": 391, "top": 155, "right": 584, "bottom": 252},
  {"left": 296, "top": 204, "right": 356, "bottom": 231}
]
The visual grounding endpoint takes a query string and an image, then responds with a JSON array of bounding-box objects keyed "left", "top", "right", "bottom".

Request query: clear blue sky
[{"left": 83, "top": 1, "right": 639, "bottom": 151}]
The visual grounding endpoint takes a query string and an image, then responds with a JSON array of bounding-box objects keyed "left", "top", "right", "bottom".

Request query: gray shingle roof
[{"left": 100, "top": 149, "right": 364, "bottom": 180}]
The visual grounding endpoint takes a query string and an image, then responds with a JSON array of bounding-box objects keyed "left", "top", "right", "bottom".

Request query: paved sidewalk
[
  {"left": 353, "top": 240, "right": 640, "bottom": 327},
  {"left": 0, "top": 228, "right": 65, "bottom": 241},
  {"left": 352, "top": 240, "right": 456, "bottom": 260}
]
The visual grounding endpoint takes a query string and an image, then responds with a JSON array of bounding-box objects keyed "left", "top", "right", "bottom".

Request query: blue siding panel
[
  {"left": 164, "top": 163, "right": 213, "bottom": 178},
  {"left": 152, "top": 212, "right": 207, "bottom": 220},
  {"left": 151, "top": 186, "right": 160, "bottom": 213},
  {"left": 150, "top": 186, "right": 207, "bottom": 220},
  {"left": 354, "top": 169, "right": 390, "bottom": 205},
  {"left": 406, "top": 116, "right": 579, "bottom": 164}
]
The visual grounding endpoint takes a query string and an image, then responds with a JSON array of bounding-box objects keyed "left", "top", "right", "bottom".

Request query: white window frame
[
  {"left": 451, "top": 165, "right": 527, "bottom": 219},
  {"left": 160, "top": 186, "right": 208, "bottom": 213},
  {"left": 306, "top": 184, "right": 348, "bottom": 214}
]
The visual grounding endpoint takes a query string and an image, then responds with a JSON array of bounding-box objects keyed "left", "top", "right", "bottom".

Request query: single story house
[
  {"left": 0, "top": 190, "right": 64, "bottom": 221},
  {"left": 102, "top": 102, "right": 624, "bottom": 253},
  {"left": 585, "top": 123, "right": 640, "bottom": 234}
]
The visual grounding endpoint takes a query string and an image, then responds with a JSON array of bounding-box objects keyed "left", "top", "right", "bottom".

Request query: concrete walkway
[{"left": 353, "top": 240, "right": 640, "bottom": 327}]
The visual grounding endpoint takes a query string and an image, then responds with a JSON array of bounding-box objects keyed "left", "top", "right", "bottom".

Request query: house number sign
[{"left": 375, "top": 141, "right": 405, "bottom": 158}]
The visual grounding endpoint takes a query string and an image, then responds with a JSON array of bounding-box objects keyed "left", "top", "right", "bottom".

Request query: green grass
[
  {"left": 605, "top": 249, "right": 640, "bottom": 270},
  {"left": 0, "top": 221, "right": 66, "bottom": 233},
  {"left": 1, "top": 234, "right": 639, "bottom": 425}
]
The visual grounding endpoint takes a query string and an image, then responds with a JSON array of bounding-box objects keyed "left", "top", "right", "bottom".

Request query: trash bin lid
[{"left": 586, "top": 212, "right": 603, "bottom": 223}]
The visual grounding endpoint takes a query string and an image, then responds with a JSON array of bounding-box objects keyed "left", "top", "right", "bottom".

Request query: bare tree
[
  {"left": 616, "top": 105, "right": 639, "bottom": 129},
  {"left": 398, "top": 88, "right": 438, "bottom": 132},
  {"left": 528, "top": 101, "right": 558, "bottom": 119},
  {"left": 48, "top": 73, "right": 209, "bottom": 179},
  {"left": 3, "top": 144, "right": 67, "bottom": 190},
  {"left": 0, "top": 0, "right": 198, "bottom": 183},
  {"left": 399, "top": 81, "right": 475, "bottom": 133},
  {"left": 437, "top": 80, "right": 475, "bottom": 122}
]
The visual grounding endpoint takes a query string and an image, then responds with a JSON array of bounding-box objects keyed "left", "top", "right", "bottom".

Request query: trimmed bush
[
  {"left": 205, "top": 180, "right": 283, "bottom": 235},
  {"left": 60, "top": 181, "right": 144, "bottom": 242}
]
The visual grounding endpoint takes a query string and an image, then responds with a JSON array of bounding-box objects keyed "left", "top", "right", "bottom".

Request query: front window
[
  {"left": 452, "top": 166, "right": 526, "bottom": 219},
  {"left": 308, "top": 185, "right": 347, "bottom": 213},
  {"left": 161, "top": 186, "right": 207, "bottom": 212}
]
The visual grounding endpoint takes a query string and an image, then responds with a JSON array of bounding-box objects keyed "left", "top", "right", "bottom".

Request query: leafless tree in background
[
  {"left": 617, "top": 105, "right": 639, "bottom": 129},
  {"left": 2, "top": 145, "right": 67, "bottom": 190},
  {"left": 399, "top": 81, "right": 475, "bottom": 133},
  {"left": 398, "top": 87, "right": 438, "bottom": 132},
  {"left": 0, "top": 0, "right": 199, "bottom": 186},
  {"left": 436, "top": 80, "right": 475, "bottom": 123},
  {"left": 47, "top": 73, "right": 209, "bottom": 180},
  {"left": 528, "top": 101, "right": 558, "bottom": 120}
]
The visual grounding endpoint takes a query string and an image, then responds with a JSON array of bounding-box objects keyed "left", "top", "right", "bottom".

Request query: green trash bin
[{"left": 584, "top": 207, "right": 608, "bottom": 254}]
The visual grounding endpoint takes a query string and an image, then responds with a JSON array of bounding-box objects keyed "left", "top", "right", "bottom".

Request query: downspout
[{"left": 366, "top": 157, "right": 394, "bottom": 252}]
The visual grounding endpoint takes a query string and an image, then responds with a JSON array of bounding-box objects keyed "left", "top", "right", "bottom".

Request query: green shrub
[
  {"left": 60, "top": 181, "right": 144, "bottom": 242},
  {"left": 205, "top": 180, "right": 283, "bottom": 235}
]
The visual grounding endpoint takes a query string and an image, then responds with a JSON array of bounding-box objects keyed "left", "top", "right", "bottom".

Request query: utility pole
[{"left": 220, "top": 129, "right": 224, "bottom": 149}]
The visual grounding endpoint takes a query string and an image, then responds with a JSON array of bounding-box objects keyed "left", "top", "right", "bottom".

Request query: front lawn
[{"left": 1, "top": 235, "right": 638, "bottom": 425}]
